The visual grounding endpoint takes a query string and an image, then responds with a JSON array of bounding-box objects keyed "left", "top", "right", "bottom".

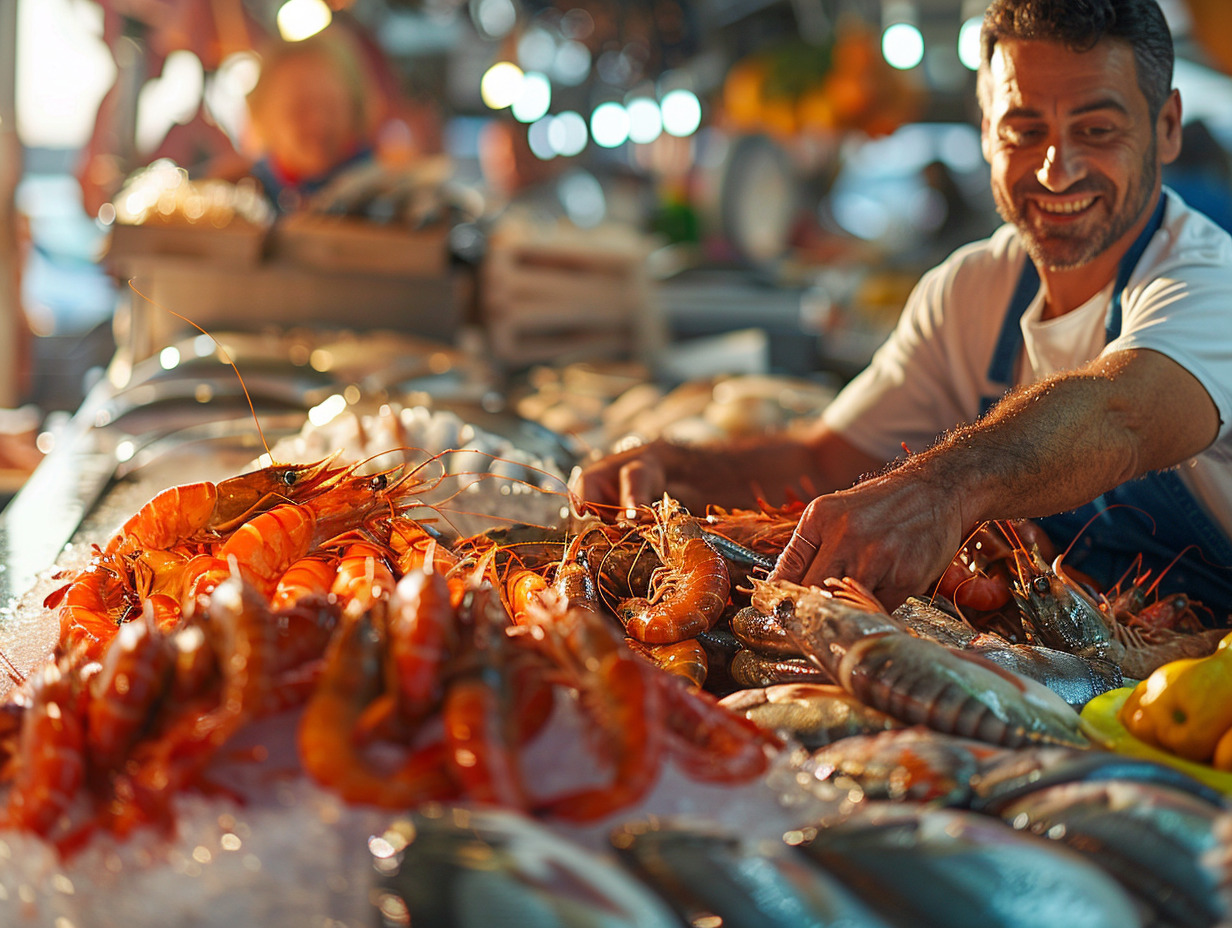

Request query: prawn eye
[
  {"left": 1033, "top": 576, "right": 1051, "bottom": 594},
  {"left": 369, "top": 474, "right": 388, "bottom": 491},
  {"left": 281, "top": 469, "right": 299, "bottom": 487}
]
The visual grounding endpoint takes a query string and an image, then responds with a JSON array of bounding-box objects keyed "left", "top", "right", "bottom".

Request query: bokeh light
[
  {"left": 471, "top": 0, "right": 517, "bottom": 39},
  {"left": 882, "top": 22, "right": 925, "bottom": 70},
  {"left": 527, "top": 116, "right": 556, "bottom": 160},
  {"left": 276, "top": 0, "right": 332, "bottom": 42},
  {"left": 958, "top": 17, "right": 983, "bottom": 71},
  {"left": 553, "top": 40, "right": 592, "bottom": 86},
  {"left": 590, "top": 102, "right": 630, "bottom": 148},
  {"left": 481, "top": 61, "right": 525, "bottom": 110},
  {"left": 626, "top": 98, "right": 663, "bottom": 144},
  {"left": 547, "top": 111, "right": 588, "bottom": 157},
  {"left": 511, "top": 72, "right": 551, "bottom": 123},
  {"left": 660, "top": 89, "right": 701, "bottom": 137}
]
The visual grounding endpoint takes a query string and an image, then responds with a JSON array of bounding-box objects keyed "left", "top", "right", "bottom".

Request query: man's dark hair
[{"left": 978, "top": 0, "right": 1174, "bottom": 118}]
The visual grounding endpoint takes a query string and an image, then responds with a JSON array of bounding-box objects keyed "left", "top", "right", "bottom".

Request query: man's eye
[{"left": 1002, "top": 127, "right": 1042, "bottom": 146}]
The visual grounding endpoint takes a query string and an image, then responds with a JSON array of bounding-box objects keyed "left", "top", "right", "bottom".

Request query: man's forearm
[{"left": 898, "top": 371, "right": 1145, "bottom": 533}]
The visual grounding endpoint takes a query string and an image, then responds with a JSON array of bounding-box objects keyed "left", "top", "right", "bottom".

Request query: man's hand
[
  {"left": 571, "top": 440, "right": 672, "bottom": 516},
  {"left": 769, "top": 347, "right": 1222, "bottom": 610},
  {"left": 572, "top": 424, "right": 884, "bottom": 521},
  {"left": 769, "top": 469, "right": 966, "bottom": 612}
]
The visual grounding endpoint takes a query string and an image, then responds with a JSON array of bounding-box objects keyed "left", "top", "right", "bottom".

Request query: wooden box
[
  {"left": 106, "top": 219, "right": 458, "bottom": 364},
  {"left": 107, "top": 219, "right": 269, "bottom": 266},
  {"left": 481, "top": 219, "right": 664, "bottom": 368},
  {"left": 270, "top": 214, "right": 449, "bottom": 278}
]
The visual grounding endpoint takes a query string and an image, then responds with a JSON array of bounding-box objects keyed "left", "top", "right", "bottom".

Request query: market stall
[{"left": 2, "top": 353, "right": 1231, "bottom": 926}]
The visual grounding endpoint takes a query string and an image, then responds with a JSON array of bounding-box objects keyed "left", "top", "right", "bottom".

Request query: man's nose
[{"left": 1035, "top": 141, "right": 1085, "bottom": 190}]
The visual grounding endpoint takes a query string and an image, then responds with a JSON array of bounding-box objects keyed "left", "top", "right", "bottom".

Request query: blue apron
[{"left": 980, "top": 194, "right": 1232, "bottom": 615}]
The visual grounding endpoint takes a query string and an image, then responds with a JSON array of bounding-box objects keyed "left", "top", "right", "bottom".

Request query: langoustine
[{"left": 750, "top": 576, "right": 1088, "bottom": 749}]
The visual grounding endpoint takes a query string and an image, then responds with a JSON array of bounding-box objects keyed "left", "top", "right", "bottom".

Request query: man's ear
[{"left": 1157, "top": 89, "right": 1183, "bottom": 166}]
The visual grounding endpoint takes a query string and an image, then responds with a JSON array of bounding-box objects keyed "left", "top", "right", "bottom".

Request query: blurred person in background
[
  {"left": 476, "top": 118, "right": 566, "bottom": 219},
  {"left": 241, "top": 21, "right": 450, "bottom": 218},
  {"left": 243, "top": 30, "right": 378, "bottom": 214},
  {"left": 577, "top": 0, "right": 1232, "bottom": 618}
]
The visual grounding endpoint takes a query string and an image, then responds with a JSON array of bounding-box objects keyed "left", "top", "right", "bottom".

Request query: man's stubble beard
[{"left": 995, "top": 134, "right": 1158, "bottom": 272}]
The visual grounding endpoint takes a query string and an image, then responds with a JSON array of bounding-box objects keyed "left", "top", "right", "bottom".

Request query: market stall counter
[{"left": 0, "top": 331, "right": 1230, "bottom": 927}]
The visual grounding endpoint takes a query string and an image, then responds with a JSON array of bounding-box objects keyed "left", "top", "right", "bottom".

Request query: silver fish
[
  {"left": 798, "top": 803, "right": 1144, "bottom": 928},
  {"left": 719, "top": 683, "right": 904, "bottom": 750},
  {"left": 997, "top": 779, "right": 1230, "bottom": 928},
  {"left": 371, "top": 805, "right": 678, "bottom": 928},
  {"left": 611, "top": 819, "right": 894, "bottom": 928}
]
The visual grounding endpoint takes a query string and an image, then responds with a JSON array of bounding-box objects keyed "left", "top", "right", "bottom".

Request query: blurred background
[{"left": 1, "top": 0, "right": 1231, "bottom": 498}]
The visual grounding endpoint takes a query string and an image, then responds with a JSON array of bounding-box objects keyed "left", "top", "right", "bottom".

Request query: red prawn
[
  {"left": 298, "top": 613, "right": 457, "bottom": 809},
  {"left": 617, "top": 495, "right": 731, "bottom": 644},
  {"left": 1, "top": 662, "right": 88, "bottom": 837},
  {"left": 84, "top": 608, "right": 173, "bottom": 771},
  {"left": 520, "top": 595, "right": 667, "bottom": 824}
]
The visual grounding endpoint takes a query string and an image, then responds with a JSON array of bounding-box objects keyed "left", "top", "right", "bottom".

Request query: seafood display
[{"left": 4, "top": 391, "right": 1232, "bottom": 927}]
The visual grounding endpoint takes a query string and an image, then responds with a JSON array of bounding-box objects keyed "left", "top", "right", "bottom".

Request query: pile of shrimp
[{"left": 0, "top": 463, "right": 777, "bottom": 855}]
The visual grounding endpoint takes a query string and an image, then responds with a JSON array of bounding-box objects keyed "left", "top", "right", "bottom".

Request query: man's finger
[
  {"left": 618, "top": 460, "right": 648, "bottom": 516},
  {"left": 768, "top": 529, "right": 818, "bottom": 583},
  {"left": 618, "top": 459, "right": 662, "bottom": 516}
]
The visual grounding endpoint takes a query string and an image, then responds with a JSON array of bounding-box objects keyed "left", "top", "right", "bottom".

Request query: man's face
[{"left": 981, "top": 37, "right": 1180, "bottom": 271}]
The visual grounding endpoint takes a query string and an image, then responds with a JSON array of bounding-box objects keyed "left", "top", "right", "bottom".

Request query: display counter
[{"left": 0, "top": 324, "right": 1229, "bottom": 927}]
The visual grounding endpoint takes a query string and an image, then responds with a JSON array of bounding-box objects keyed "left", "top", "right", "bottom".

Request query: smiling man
[{"left": 576, "top": 0, "right": 1232, "bottom": 616}]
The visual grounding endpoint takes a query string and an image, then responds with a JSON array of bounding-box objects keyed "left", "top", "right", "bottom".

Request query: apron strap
[
  {"left": 980, "top": 192, "right": 1168, "bottom": 414},
  {"left": 1105, "top": 192, "right": 1167, "bottom": 342},
  {"left": 983, "top": 256, "right": 1039, "bottom": 399}
]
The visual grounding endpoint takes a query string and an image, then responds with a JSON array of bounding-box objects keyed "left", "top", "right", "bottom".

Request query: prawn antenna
[
  {"left": 126, "top": 280, "right": 271, "bottom": 457},
  {"left": 1143, "top": 543, "right": 1201, "bottom": 599}
]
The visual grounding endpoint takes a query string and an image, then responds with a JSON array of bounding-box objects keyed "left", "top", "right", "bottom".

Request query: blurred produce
[
  {"left": 110, "top": 159, "right": 273, "bottom": 231},
  {"left": 1185, "top": 0, "right": 1232, "bottom": 76},
  {"left": 1119, "top": 632, "right": 1232, "bottom": 768},
  {"left": 720, "top": 20, "right": 926, "bottom": 140}
]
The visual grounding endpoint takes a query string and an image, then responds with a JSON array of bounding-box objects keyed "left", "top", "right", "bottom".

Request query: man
[{"left": 576, "top": 0, "right": 1232, "bottom": 616}]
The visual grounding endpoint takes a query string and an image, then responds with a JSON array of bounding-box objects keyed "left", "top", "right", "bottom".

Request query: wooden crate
[
  {"left": 481, "top": 220, "right": 664, "bottom": 368},
  {"left": 108, "top": 219, "right": 269, "bottom": 266},
  {"left": 270, "top": 214, "right": 449, "bottom": 278},
  {"left": 106, "top": 219, "right": 458, "bottom": 364}
]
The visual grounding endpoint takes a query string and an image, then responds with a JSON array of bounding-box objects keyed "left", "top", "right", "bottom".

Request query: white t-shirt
[{"left": 822, "top": 190, "right": 1232, "bottom": 536}]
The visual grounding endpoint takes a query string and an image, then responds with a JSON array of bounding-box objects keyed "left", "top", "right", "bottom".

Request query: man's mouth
[{"left": 1031, "top": 196, "right": 1097, "bottom": 216}]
